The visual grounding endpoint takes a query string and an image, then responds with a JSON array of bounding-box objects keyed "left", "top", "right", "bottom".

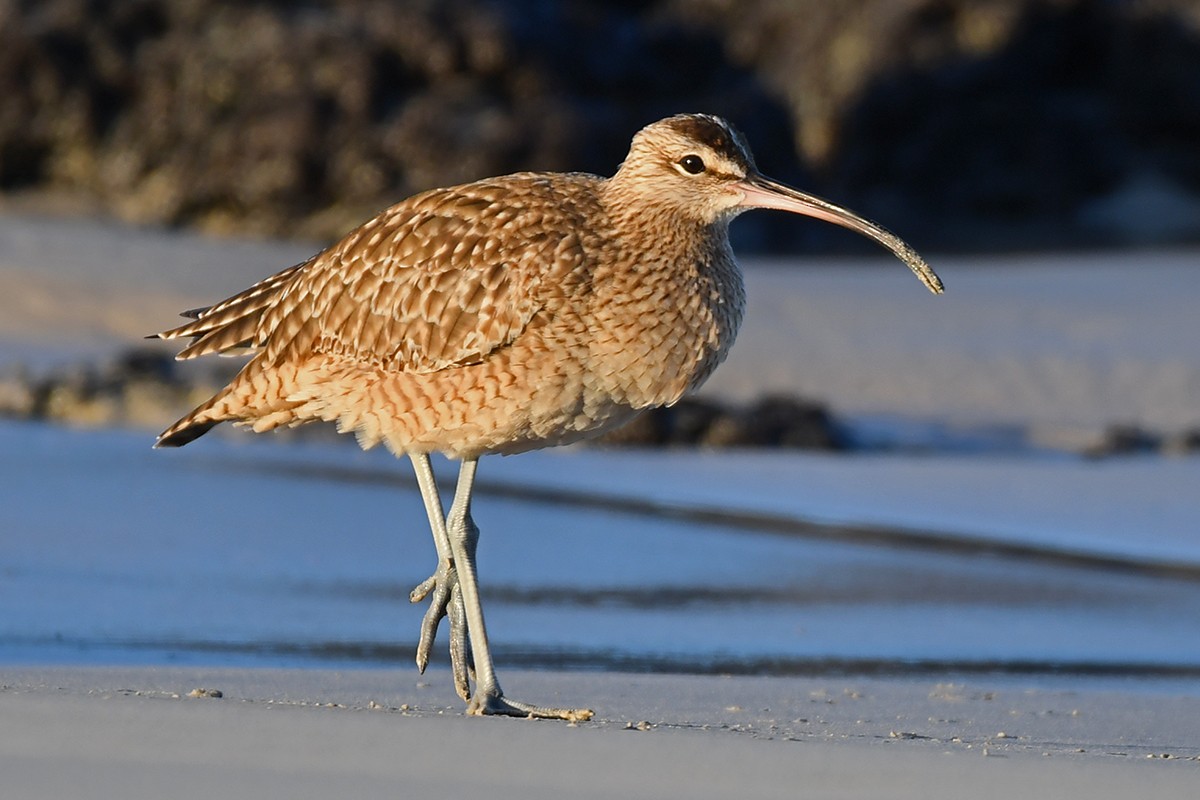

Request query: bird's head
[
  {"left": 613, "top": 113, "right": 944, "bottom": 294},
  {"left": 615, "top": 113, "right": 758, "bottom": 226}
]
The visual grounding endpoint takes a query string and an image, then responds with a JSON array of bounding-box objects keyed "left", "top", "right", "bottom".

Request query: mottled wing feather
[
  {"left": 157, "top": 259, "right": 314, "bottom": 359},
  {"left": 183, "top": 259, "right": 311, "bottom": 322},
  {"left": 256, "top": 180, "right": 569, "bottom": 374},
  {"left": 158, "top": 176, "right": 585, "bottom": 376}
]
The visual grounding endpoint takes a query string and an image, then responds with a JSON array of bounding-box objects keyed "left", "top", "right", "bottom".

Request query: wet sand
[
  {"left": 3, "top": 666, "right": 1197, "bottom": 798},
  {"left": 4, "top": 216, "right": 1199, "bottom": 796}
]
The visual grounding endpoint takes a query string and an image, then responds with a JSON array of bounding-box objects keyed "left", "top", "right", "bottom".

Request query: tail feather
[
  {"left": 173, "top": 313, "right": 261, "bottom": 360},
  {"left": 151, "top": 259, "right": 315, "bottom": 447},
  {"left": 155, "top": 418, "right": 219, "bottom": 448},
  {"left": 154, "top": 392, "right": 228, "bottom": 448},
  {"left": 185, "top": 259, "right": 309, "bottom": 324},
  {"left": 153, "top": 355, "right": 314, "bottom": 447},
  {"left": 150, "top": 258, "right": 311, "bottom": 354},
  {"left": 153, "top": 359, "right": 258, "bottom": 447}
]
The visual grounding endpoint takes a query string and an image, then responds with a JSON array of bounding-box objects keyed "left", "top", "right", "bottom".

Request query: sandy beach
[
  {"left": 2, "top": 212, "right": 1199, "bottom": 795},
  {"left": 4, "top": 666, "right": 1199, "bottom": 799}
]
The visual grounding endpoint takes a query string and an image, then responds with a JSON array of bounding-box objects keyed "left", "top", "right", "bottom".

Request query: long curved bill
[{"left": 737, "top": 174, "right": 944, "bottom": 294}]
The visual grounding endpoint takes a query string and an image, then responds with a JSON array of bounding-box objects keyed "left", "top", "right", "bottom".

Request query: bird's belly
[
  {"left": 284, "top": 323, "right": 640, "bottom": 459},
  {"left": 281, "top": 276, "right": 740, "bottom": 458}
]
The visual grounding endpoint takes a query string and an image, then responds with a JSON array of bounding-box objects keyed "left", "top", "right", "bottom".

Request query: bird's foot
[
  {"left": 409, "top": 559, "right": 471, "bottom": 700},
  {"left": 467, "top": 690, "right": 594, "bottom": 722}
]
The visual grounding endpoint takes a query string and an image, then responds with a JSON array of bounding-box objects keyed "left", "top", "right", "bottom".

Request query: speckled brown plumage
[
  {"left": 155, "top": 125, "right": 753, "bottom": 457},
  {"left": 152, "top": 114, "right": 941, "bottom": 720}
]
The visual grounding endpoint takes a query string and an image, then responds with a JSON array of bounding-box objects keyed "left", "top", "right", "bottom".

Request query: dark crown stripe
[{"left": 664, "top": 114, "right": 752, "bottom": 172}]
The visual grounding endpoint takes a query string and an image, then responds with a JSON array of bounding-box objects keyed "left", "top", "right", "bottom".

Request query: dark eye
[{"left": 679, "top": 154, "right": 705, "bottom": 175}]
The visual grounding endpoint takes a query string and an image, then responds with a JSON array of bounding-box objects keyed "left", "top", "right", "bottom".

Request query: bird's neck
[
  {"left": 586, "top": 179, "right": 746, "bottom": 409},
  {"left": 601, "top": 181, "right": 729, "bottom": 262}
]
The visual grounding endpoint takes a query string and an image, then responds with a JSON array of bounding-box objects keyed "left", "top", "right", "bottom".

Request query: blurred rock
[
  {"left": 1163, "top": 428, "right": 1200, "bottom": 456},
  {"left": 3, "top": 1, "right": 1199, "bottom": 250},
  {"left": 0, "top": 347, "right": 232, "bottom": 431},
  {"left": 592, "top": 398, "right": 725, "bottom": 448},
  {"left": 701, "top": 396, "right": 843, "bottom": 449},
  {"left": 1081, "top": 423, "right": 1163, "bottom": 459},
  {"left": 593, "top": 395, "right": 843, "bottom": 450},
  {"left": 0, "top": 0, "right": 792, "bottom": 244},
  {"left": 0, "top": 366, "right": 37, "bottom": 418},
  {"left": 38, "top": 363, "right": 116, "bottom": 426}
]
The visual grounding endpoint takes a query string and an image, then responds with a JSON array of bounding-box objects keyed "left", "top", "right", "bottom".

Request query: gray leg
[
  {"left": 407, "top": 453, "right": 471, "bottom": 700},
  {"left": 444, "top": 457, "right": 594, "bottom": 721}
]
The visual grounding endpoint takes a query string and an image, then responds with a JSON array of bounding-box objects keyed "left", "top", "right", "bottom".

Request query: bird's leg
[
  {"left": 444, "top": 457, "right": 594, "bottom": 721},
  {"left": 407, "top": 453, "right": 471, "bottom": 700}
]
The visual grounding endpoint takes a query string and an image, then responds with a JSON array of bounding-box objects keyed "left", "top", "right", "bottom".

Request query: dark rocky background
[{"left": 2, "top": 0, "right": 1200, "bottom": 252}]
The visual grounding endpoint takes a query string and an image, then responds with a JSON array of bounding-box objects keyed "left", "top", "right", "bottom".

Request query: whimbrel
[{"left": 152, "top": 114, "right": 943, "bottom": 720}]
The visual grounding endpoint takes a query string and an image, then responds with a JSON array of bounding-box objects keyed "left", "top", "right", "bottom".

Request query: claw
[
  {"left": 409, "top": 575, "right": 437, "bottom": 604},
  {"left": 447, "top": 584, "right": 471, "bottom": 699},
  {"left": 414, "top": 588, "right": 445, "bottom": 674},
  {"left": 410, "top": 559, "right": 469, "bottom": 681},
  {"left": 467, "top": 691, "right": 594, "bottom": 722}
]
